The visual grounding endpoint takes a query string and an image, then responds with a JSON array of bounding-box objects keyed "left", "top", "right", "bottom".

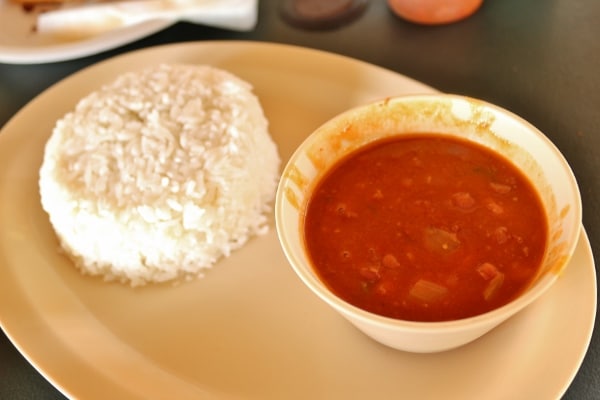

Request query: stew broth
[{"left": 303, "top": 135, "right": 548, "bottom": 322}]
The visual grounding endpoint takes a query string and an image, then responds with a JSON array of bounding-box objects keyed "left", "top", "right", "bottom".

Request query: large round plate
[
  {"left": 0, "top": 41, "right": 596, "bottom": 399},
  {"left": 0, "top": 0, "right": 173, "bottom": 64}
]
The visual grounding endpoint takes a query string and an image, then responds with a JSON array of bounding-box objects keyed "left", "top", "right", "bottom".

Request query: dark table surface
[{"left": 1, "top": 1, "right": 598, "bottom": 399}]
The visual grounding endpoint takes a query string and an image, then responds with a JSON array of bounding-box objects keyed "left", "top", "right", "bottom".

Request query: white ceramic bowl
[{"left": 275, "top": 94, "right": 582, "bottom": 353}]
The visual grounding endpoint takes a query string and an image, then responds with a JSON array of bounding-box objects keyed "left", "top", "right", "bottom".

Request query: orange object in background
[{"left": 388, "top": 0, "right": 483, "bottom": 25}]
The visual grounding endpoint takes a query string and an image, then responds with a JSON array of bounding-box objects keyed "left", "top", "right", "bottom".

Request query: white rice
[{"left": 39, "top": 63, "right": 280, "bottom": 286}]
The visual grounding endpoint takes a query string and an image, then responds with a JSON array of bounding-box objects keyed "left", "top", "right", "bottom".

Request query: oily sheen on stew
[{"left": 303, "top": 135, "right": 548, "bottom": 322}]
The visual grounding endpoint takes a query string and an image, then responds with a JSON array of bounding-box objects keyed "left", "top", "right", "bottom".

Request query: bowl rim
[{"left": 275, "top": 92, "right": 583, "bottom": 331}]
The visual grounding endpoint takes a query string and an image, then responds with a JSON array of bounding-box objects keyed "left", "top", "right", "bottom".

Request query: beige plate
[
  {"left": 0, "top": 41, "right": 596, "bottom": 400},
  {"left": 0, "top": 0, "right": 173, "bottom": 64}
]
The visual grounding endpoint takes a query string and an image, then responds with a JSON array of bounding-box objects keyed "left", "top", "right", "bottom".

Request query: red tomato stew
[{"left": 303, "top": 135, "right": 548, "bottom": 322}]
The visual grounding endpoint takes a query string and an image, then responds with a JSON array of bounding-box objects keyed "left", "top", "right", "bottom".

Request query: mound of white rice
[{"left": 39, "top": 63, "right": 280, "bottom": 286}]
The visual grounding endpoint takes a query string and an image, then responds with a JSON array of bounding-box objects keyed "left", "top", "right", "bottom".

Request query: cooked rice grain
[{"left": 39, "top": 64, "right": 280, "bottom": 286}]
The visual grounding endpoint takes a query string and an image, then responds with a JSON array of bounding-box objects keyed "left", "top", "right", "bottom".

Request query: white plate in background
[{"left": 0, "top": 0, "right": 173, "bottom": 64}]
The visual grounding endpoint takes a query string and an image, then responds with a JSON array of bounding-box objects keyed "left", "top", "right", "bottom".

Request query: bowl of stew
[{"left": 275, "top": 94, "right": 581, "bottom": 353}]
